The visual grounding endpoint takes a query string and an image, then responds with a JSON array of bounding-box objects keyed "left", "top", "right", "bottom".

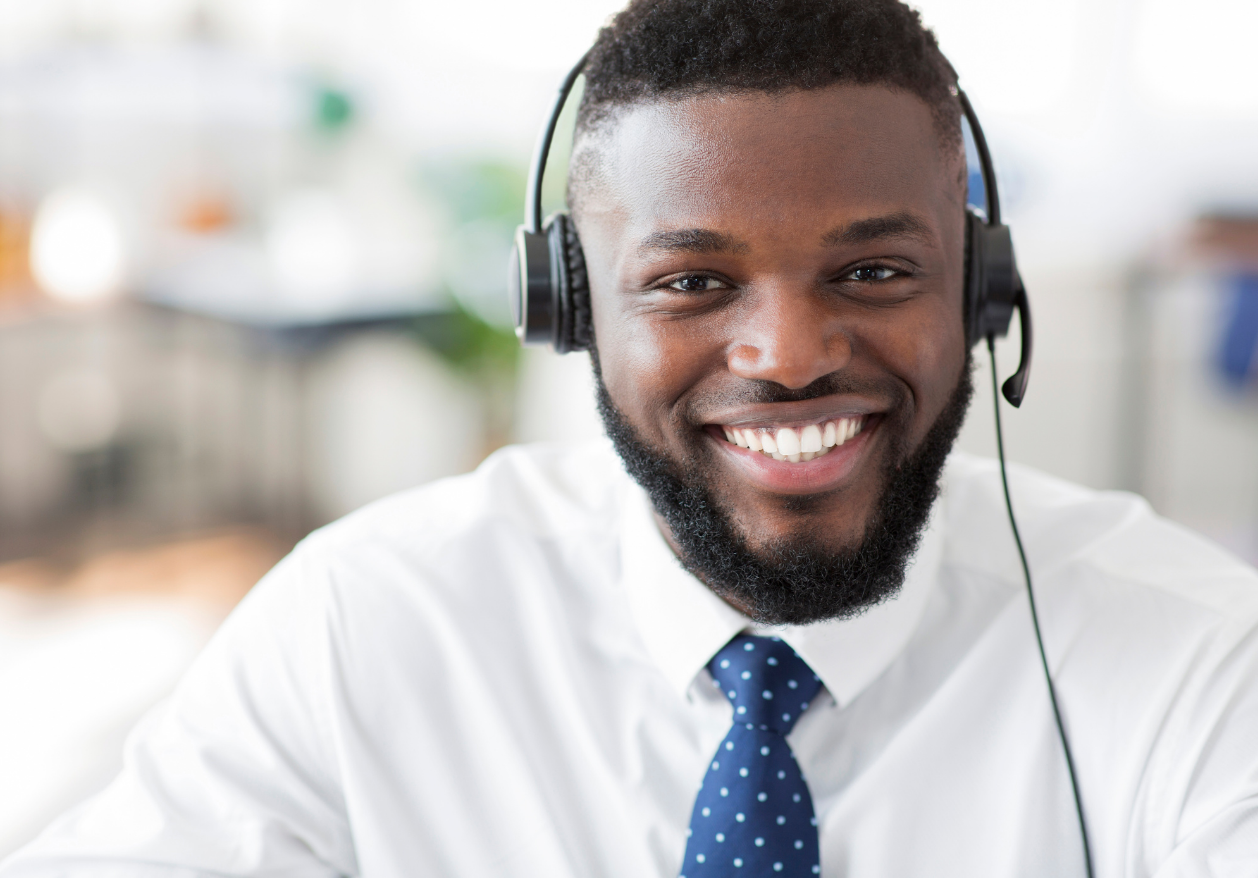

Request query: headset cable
[{"left": 987, "top": 336, "right": 1095, "bottom": 878}]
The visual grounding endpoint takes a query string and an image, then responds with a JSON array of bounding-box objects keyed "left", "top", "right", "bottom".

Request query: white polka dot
[
  {"left": 813, "top": 866, "right": 821, "bottom": 874},
  {"left": 795, "top": 840, "right": 804, "bottom": 849},
  {"left": 686, "top": 828, "right": 692, "bottom": 837},
  {"left": 720, "top": 659, "right": 730, "bottom": 668},
  {"left": 713, "top": 760, "right": 719, "bottom": 769},
  {"left": 726, "top": 742, "right": 734, "bottom": 750},
  {"left": 735, "top": 813, "right": 745, "bottom": 822},
  {"left": 755, "top": 837, "right": 765, "bottom": 847},
  {"left": 793, "top": 793, "right": 802, "bottom": 803},
  {"left": 761, "top": 746, "right": 771, "bottom": 755},
  {"left": 783, "top": 713, "right": 791, "bottom": 721},
  {"left": 762, "top": 690, "right": 773, "bottom": 699},
  {"left": 776, "top": 815, "right": 786, "bottom": 825},
  {"left": 778, "top": 770, "right": 786, "bottom": 779},
  {"left": 702, "top": 807, "right": 711, "bottom": 817},
  {"left": 758, "top": 792, "right": 768, "bottom": 802},
  {"left": 696, "top": 854, "right": 705, "bottom": 863},
  {"left": 767, "top": 656, "right": 778, "bottom": 665},
  {"left": 774, "top": 863, "right": 784, "bottom": 872},
  {"left": 788, "top": 680, "right": 798, "bottom": 689},
  {"left": 720, "top": 787, "right": 729, "bottom": 796},
  {"left": 734, "top": 858, "right": 744, "bottom": 867},
  {"left": 801, "top": 702, "right": 809, "bottom": 710},
  {"left": 810, "top": 817, "right": 817, "bottom": 826},
  {"left": 741, "top": 671, "right": 752, "bottom": 680},
  {"left": 737, "top": 706, "right": 747, "bottom": 714},
  {"left": 728, "top": 690, "right": 736, "bottom": 699},
  {"left": 739, "top": 767, "right": 749, "bottom": 777},
  {"left": 744, "top": 643, "right": 755, "bottom": 651},
  {"left": 716, "top": 833, "right": 725, "bottom": 842}
]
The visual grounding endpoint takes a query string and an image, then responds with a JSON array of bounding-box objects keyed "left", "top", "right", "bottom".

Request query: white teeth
[
  {"left": 776, "top": 427, "right": 801, "bottom": 456},
  {"left": 822, "top": 421, "right": 837, "bottom": 448},
  {"left": 720, "top": 416, "right": 865, "bottom": 463},
  {"left": 800, "top": 424, "right": 822, "bottom": 453}
]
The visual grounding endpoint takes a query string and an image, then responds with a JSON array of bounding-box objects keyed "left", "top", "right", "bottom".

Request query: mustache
[{"left": 685, "top": 370, "right": 907, "bottom": 411}]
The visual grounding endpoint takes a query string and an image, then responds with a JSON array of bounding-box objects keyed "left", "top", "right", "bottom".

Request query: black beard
[{"left": 593, "top": 352, "right": 974, "bottom": 626}]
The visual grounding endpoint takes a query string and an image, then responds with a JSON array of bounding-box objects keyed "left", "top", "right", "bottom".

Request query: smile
[{"left": 720, "top": 417, "right": 867, "bottom": 463}]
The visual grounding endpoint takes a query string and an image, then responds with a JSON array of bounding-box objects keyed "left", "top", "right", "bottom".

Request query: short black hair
[{"left": 570, "top": 0, "right": 962, "bottom": 208}]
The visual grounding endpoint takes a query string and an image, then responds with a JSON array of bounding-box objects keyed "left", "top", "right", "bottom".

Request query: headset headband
[{"left": 525, "top": 53, "right": 590, "bottom": 234}]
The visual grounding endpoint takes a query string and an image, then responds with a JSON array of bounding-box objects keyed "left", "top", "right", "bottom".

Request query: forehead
[{"left": 581, "top": 84, "right": 961, "bottom": 232}]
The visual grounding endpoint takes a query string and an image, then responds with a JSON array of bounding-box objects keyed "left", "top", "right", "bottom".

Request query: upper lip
[{"left": 701, "top": 394, "right": 887, "bottom": 429}]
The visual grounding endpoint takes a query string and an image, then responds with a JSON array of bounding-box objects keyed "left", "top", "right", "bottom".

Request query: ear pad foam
[
  {"left": 551, "top": 213, "right": 591, "bottom": 354},
  {"left": 963, "top": 207, "right": 982, "bottom": 348}
]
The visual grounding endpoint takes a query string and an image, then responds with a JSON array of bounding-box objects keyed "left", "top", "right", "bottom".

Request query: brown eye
[
  {"left": 669, "top": 275, "right": 725, "bottom": 292},
  {"left": 847, "top": 266, "right": 897, "bottom": 282}
]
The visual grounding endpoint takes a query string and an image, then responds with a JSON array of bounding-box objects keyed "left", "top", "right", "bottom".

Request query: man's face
[{"left": 577, "top": 84, "right": 969, "bottom": 615}]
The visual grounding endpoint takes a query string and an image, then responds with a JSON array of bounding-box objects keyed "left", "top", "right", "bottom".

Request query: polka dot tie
[{"left": 680, "top": 634, "right": 823, "bottom": 877}]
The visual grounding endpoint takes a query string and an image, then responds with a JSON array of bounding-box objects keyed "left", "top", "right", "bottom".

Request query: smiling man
[{"left": 5, "top": 1, "right": 1258, "bottom": 877}]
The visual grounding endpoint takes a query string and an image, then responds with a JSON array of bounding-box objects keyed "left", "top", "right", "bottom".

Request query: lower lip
[{"left": 708, "top": 421, "right": 878, "bottom": 495}]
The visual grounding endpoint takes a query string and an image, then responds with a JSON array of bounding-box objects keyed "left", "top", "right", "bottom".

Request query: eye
[
  {"left": 845, "top": 265, "right": 899, "bottom": 282},
  {"left": 668, "top": 275, "right": 727, "bottom": 292}
]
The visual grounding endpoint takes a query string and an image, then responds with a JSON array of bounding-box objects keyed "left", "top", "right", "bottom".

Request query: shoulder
[
  {"left": 942, "top": 451, "right": 1258, "bottom": 622},
  {"left": 268, "top": 440, "right": 632, "bottom": 617},
  {"left": 309, "top": 439, "right": 628, "bottom": 554}
]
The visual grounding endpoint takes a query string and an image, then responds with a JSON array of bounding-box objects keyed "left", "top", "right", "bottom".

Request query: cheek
[
  {"left": 874, "top": 302, "right": 967, "bottom": 431},
  {"left": 590, "top": 288, "right": 712, "bottom": 443}
]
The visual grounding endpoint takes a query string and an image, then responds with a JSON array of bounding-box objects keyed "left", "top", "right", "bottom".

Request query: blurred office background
[{"left": 2, "top": 0, "right": 1258, "bottom": 856}]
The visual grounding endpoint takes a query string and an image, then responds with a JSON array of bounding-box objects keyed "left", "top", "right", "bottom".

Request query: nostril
[{"left": 727, "top": 325, "right": 852, "bottom": 389}]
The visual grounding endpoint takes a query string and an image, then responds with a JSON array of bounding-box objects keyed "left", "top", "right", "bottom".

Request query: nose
[{"left": 726, "top": 284, "right": 851, "bottom": 389}]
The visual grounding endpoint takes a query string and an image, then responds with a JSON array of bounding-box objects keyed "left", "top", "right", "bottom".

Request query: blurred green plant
[
  {"left": 410, "top": 299, "right": 519, "bottom": 379},
  {"left": 420, "top": 160, "right": 527, "bottom": 227},
  {"left": 410, "top": 157, "right": 548, "bottom": 452}
]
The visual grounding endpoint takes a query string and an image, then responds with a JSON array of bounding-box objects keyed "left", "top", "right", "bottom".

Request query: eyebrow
[
  {"left": 635, "top": 228, "right": 750, "bottom": 255},
  {"left": 821, "top": 212, "right": 937, "bottom": 248}
]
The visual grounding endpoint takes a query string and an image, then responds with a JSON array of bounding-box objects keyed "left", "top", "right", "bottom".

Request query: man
[{"left": 5, "top": 0, "right": 1258, "bottom": 875}]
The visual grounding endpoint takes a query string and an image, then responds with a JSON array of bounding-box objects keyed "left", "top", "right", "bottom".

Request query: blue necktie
[{"left": 680, "top": 634, "right": 823, "bottom": 877}]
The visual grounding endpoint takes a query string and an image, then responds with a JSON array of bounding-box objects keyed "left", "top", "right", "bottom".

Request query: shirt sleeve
[
  {"left": 1143, "top": 625, "right": 1258, "bottom": 877},
  {"left": 0, "top": 545, "right": 357, "bottom": 878},
  {"left": 1151, "top": 799, "right": 1258, "bottom": 877}
]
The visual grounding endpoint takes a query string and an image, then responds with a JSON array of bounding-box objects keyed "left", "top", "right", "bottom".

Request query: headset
[
  {"left": 507, "top": 56, "right": 1031, "bottom": 405},
  {"left": 508, "top": 55, "right": 1092, "bottom": 878}
]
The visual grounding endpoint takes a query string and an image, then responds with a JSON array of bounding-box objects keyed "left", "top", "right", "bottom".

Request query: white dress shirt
[{"left": 4, "top": 442, "right": 1258, "bottom": 877}]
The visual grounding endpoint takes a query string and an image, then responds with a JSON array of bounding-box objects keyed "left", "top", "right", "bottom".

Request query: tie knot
[{"left": 707, "top": 634, "right": 822, "bottom": 735}]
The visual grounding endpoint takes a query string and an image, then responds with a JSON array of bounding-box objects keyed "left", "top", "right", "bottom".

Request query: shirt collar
[{"left": 620, "top": 482, "right": 944, "bottom": 708}]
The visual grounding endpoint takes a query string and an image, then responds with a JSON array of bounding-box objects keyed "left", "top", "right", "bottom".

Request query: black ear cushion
[
  {"left": 559, "top": 214, "right": 592, "bottom": 353},
  {"left": 963, "top": 208, "right": 983, "bottom": 348}
]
